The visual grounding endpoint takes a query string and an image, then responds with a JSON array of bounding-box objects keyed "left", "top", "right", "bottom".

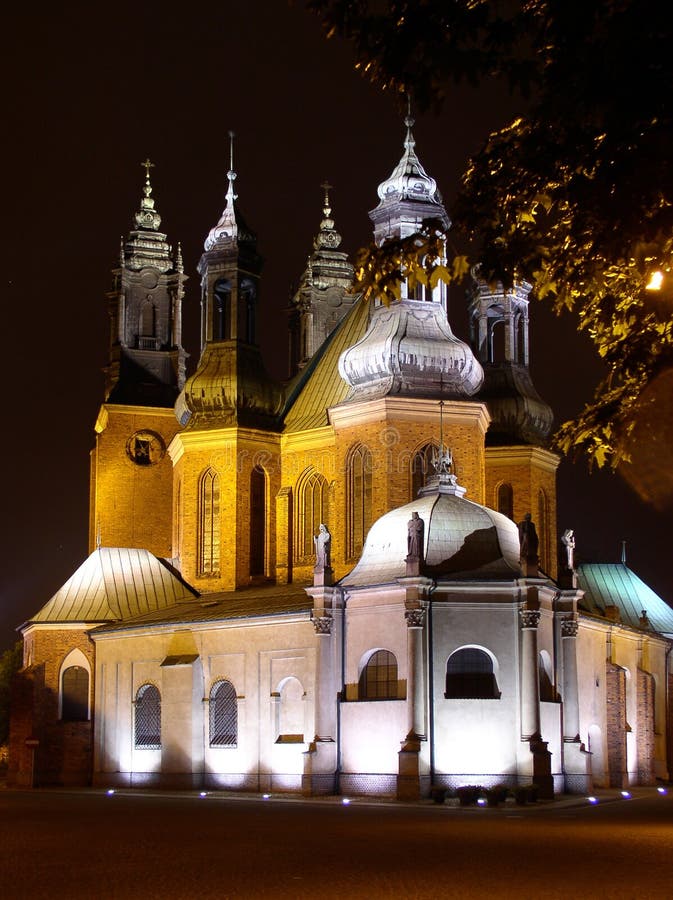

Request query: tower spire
[
  {"left": 134, "top": 157, "right": 161, "bottom": 231},
  {"left": 204, "top": 130, "right": 249, "bottom": 251}
]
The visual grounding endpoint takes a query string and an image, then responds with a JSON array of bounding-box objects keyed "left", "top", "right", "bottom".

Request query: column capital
[
  {"left": 520, "top": 608, "right": 541, "bottom": 629},
  {"left": 311, "top": 613, "right": 333, "bottom": 635},
  {"left": 561, "top": 616, "right": 579, "bottom": 638},
  {"left": 404, "top": 607, "right": 425, "bottom": 629}
]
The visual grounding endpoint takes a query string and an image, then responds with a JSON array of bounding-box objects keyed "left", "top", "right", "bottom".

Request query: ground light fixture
[
  {"left": 342, "top": 798, "right": 351, "bottom": 805},
  {"left": 262, "top": 794, "right": 271, "bottom": 800},
  {"left": 586, "top": 796, "right": 599, "bottom": 804},
  {"left": 620, "top": 791, "right": 631, "bottom": 799},
  {"left": 106, "top": 789, "right": 115, "bottom": 796},
  {"left": 657, "top": 786, "right": 667, "bottom": 795},
  {"left": 199, "top": 792, "right": 207, "bottom": 798}
]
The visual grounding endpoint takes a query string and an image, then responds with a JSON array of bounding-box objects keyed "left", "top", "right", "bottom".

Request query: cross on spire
[{"left": 141, "top": 158, "right": 154, "bottom": 179}]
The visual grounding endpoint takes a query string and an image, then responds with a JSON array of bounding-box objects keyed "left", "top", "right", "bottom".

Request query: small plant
[
  {"left": 430, "top": 787, "right": 447, "bottom": 804},
  {"left": 456, "top": 785, "right": 481, "bottom": 806},
  {"left": 486, "top": 785, "right": 508, "bottom": 807}
]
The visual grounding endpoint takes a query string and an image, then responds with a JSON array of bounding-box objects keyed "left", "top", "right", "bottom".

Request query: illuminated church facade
[{"left": 9, "top": 124, "right": 673, "bottom": 797}]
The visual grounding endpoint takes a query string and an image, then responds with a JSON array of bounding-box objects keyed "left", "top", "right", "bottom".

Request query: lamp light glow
[
  {"left": 477, "top": 798, "right": 487, "bottom": 806},
  {"left": 620, "top": 790, "right": 631, "bottom": 799},
  {"left": 262, "top": 793, "right": 271, "bottom": 800},
  {"left": 657, "top": 786, "right": 667, "bottom": 795},
  {"left": 342, "top": 797, "right": 351, "bottom": 805},
  {"left": 587, "top": 796, "right": 598, "bottom": 804},
  {"left": 646, "top": 271, "right": 664, "bottom": 291},
  {"left": 106, "top": 789, "right": 115, "bottom": 795}
]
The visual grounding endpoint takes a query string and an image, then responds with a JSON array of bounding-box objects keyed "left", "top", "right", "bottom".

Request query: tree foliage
[
  {"left": 0, "top": 641, "right": 22, "bottom": 747},
  {"left": 310, "top": 0, "right": 673, "bottom": 470}
]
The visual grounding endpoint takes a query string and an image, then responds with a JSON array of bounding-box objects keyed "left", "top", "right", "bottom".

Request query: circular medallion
[
  {"left": 126, "top": 430, "right": 165, "bottom": 466},
  {"left": 140, "top": 270, "right": 159, "bottom": 289}
]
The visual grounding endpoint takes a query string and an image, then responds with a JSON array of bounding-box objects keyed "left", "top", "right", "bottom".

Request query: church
[{"left": 9, "top": 118, "right": 673, "bottom": 798}]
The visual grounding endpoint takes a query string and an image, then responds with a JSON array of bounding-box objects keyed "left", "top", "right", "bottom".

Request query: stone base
[
  {"left": 397, "top": 737, "right": 421, "bottom": 801},
  {"left": 563, "top": 739, "right": 593, "bottom": 794},
  {"left": 302, "top": 740, "right": 337, "bottom": 796}
]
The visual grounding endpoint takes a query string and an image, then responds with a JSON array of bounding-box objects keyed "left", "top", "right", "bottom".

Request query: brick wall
[
  {"left": 636, "top": 667, "right": 655, "bottom": 784},
  {"left": 606, "top": 661, "right": 627, "bottom": 788}
]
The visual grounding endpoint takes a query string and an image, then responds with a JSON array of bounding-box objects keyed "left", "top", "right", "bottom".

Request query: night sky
[{"left": 3, "top": 1, "right": 671, "bottom": 649}]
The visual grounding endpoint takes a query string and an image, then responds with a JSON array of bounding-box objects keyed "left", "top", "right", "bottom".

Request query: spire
[
  {"left": 314, "top": 180, "right": 342, "bottom": 250},
  {"left": 134, "top": 158, "right": 162, "bottom": 232},
  {"left": 204, "top": 131, "right": 248, "bottom": 251}
]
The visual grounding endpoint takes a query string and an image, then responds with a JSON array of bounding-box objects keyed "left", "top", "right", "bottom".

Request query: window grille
[
  {"left": 135, "top": 684, "right": 161, "bottom": 748},
  {"left": 445, "top": 648, "right": 500, "bottom": 699},
  {"left": 61, "top": 666, "right": 89, "bottom": 721},
  {"left": 210, "top": 680, "right": 237, "bottom": 747},
  {"left": 359, "top": 650, "right": 398, "bottom": 700}
]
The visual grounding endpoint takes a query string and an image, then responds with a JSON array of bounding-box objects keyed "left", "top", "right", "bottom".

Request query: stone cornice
[
  {"left": 328, "top": 397, "right": 491, "bottom": 433},
  {"left": 95, "top": 403, "right": 179, "bottom": 435},
  {"left": 485, "top": 445, "right": 560, "bottom": 473},
  {"left": 169, "top": 426, "right": 281, "bottom": 464},
  {"left": 280, "top": 425, "right": 335, "bottom": 454}
]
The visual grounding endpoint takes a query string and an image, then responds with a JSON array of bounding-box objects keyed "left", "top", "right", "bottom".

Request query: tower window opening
[{"left": 213, "top": 279, "right": 231, "bottom": 340}]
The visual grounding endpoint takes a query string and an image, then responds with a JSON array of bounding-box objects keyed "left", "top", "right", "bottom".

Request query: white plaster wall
[{"left": 341, "top": 700, "right": 407, "bottom": 773}]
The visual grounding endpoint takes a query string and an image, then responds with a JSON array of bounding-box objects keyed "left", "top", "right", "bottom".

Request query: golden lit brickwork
[
  {"left": 89, "top": 405, "right": 180, "bottom": 557},
  {"left": 170, "top": 427, "right": 281, "bottom": 592},
  {"left": 485, "top": 446, "right": 559, "bottom": 580}
]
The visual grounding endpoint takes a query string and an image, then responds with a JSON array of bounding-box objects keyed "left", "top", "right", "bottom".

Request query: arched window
[
  {"left": 240, "top": 277, "right": 256, "bottom": 344},
  {"left": 497, "top": 482, "right": 514, "bottom": 520},
  {"left": 209, "top": 679, "right": 237, "bottom": 747},
  {"left": 140, "top": 301, "right": 156, "bottom": 338},
  {"left": 294, "top": 469, "right": 328, "bottom": 561},
  {"left": 61, "top": 666, "right": 89, "bottom": 721},
  {"left": 537, "top": 489, "right": 548, "bottom": 572},
  {"left": 250, "top": 466, "right": 266, "bottom": 576},
  {"left": 445, "top": 648, "right": 500, "bottom": 699},
  {"left": 411, "top": 443, "right": 437, "bottom": 499},
  {"left": 135, "top": 684, "right": 161, "bottom": 749},
  {"left": 359, "top": 650, "right": 399, "bottom": 700},
  {"left": 346, "top": 444, "right": 372, "bottom": 559},
  {"left": 276, "top": 676, "right": 305, "bottom": 741},
  {"left": 198, "top": 467, "right": 220, "bottom": 576},
  {"left": 213, "top": 278, "right": 231, "bottom": 340}
]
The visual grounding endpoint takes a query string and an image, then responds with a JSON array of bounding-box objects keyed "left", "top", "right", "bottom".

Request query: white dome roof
[{"left": 341, "top": 481, "right": 521, "bottom": 587}]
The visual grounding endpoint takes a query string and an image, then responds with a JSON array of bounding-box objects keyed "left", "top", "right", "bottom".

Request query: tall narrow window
[
  {"left": 411, "top": 443, "right": 437, "bottom": 499},
  {"left": 346, "top": 445, "right": 372, "bottom": 559},
  {"left": 209, "top": 680, "right": 237, "bottom": 747},
  {"left": 294, "top": 469, "right": 328, "bottom": 561},
  {"left": 240, "top": 278, "right": 256, "bottom": 343},
  {"left": 537, "top": 489, "right": 548, "bottom": 572},
  {"left": 135, "top": 684, "right": 161, "bottom": 748},
  {"left": 359, "top": 650, "right": 399, "bottom": 700},
  {"left": 61, "top": 666, "right": 89, "bottom": 721},
  {"left": 213, "top": 279, "right": 231, "bottom": 340},
  {"left": 140, "top": 301, "right": 156, "bottom": 337},
  {"left": 250, "top": 466, "right": 266, "bottom": 576},
  {"left": 199, "top": 467, "right": 220, "bottom": 575},
  {"left": 445, "top": 648, "right": 500, "bottom": 699},
  {"left": 497, "top": 482, "right": 514, "bottom": 520}
]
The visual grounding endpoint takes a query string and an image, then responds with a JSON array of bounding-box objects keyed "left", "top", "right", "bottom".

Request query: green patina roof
[
  {"left": 282, "top": 296, "right": 370, "bottom": 433},
  {"left": 577, "top": 563, "right": 673, "bottom": 637},
  {"left": 25, "top": 548, "right": 198, "bottom": 626},
  {"left": 92, "top": 582, "right": 313, "bottom": 634}
]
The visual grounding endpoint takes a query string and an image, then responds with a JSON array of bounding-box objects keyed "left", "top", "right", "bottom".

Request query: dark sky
[{"left": 2, "top": 1, "right": 671, "bottom": 649}]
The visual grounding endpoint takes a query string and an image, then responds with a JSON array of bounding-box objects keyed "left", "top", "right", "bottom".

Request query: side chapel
[{"left": 9, "top": 120, "right": 673, "bottom": 797}]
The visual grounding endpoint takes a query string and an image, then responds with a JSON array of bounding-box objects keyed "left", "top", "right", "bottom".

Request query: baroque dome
[{"left": 341, "top": 478, "right": 521, "bottom": 587}]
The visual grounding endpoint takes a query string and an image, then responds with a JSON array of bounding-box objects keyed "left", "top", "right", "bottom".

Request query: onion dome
[
  {"left": 338, "top": 302, "right": 483, "bottom": 400},
  {"left": 341, "top": 473, "right": 521, "bottom": 587}
]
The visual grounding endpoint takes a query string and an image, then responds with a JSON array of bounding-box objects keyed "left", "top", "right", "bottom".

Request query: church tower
[
  {"left": 287, "top": 184, "right": 356, "bottom": 375},
  {"left": 171, "top": 135, "right": 282, "bottom": 592},
  {"left": 468, "top": 273, "right": 558, "bottom": 576},
  {"left": 89, "top": 161, "right": 186, "bottom": 556}
]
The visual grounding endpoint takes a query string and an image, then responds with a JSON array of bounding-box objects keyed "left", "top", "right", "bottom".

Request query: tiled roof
[
  {"left": 25, "top": 548, "right": 198, "bottom": 625},
  {"left": 282, "top": 297, "right": 370, "bottom": 432},
  {"left": 577, "top": 563, "right": 673, "bottom": 637},
  {"left": 93, "top": 582, "right": 313, "bottom": 633}
]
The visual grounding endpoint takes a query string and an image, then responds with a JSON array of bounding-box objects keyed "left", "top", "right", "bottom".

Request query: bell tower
[
  {"left": 90, "top": 161, "right": 186, "bottom": 557},
  {"left": 171, "top": 134, "right": 282, "bottom": 592},
  {"left": 468, "top": 271, "right": 558, "bottom": 576}
]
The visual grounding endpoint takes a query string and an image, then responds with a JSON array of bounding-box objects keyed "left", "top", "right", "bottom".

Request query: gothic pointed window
[
  {"left": 294, "top": 468, "right": 328, "bottom": 562},
  {"left": 497, "top": 482, "right": 514, "bottom": 520},
  {"left": 411, "top": 443, "right": 436, "bottom": 499},
  {"left": 250, "top": 466, "right": 266, "bottom": 577},
  {"left": 198, "top": 467, "right": 221, "bottom": 576},
  {"left": 61, "top": 666, "right": 89, "bottom": 721},
  {"left": 346, "top": 444, "right": 372, "bottom": 559},
  {"left": 209, "top": 679, "right": 237, "bottom": 747},
  {"left": 359, "top": 650, "right": 399, "bottom": 700},
  {"left": 134, "top": 684, "right": 161, "bottom": 748},
  {"left": 445, "top": 648, "right": 500, "bottom": 699}
]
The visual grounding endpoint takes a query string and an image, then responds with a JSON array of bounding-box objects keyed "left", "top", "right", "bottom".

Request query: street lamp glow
[{"left": 646, "top": 271, "right": 664, "bottom": 290}]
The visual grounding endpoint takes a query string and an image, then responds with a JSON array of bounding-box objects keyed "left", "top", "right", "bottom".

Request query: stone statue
[
  {"left": 561, "top": 529, "right": 575, "bottom": 571},
  {"left": 406, "top": 511, "right": 424, "bottom": 561},
  {"left": 314, "top": 523, "right": 331, "bottom": 569},
  {"left": 518, "top": 512, "right": 539, "bottom": 563}
]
